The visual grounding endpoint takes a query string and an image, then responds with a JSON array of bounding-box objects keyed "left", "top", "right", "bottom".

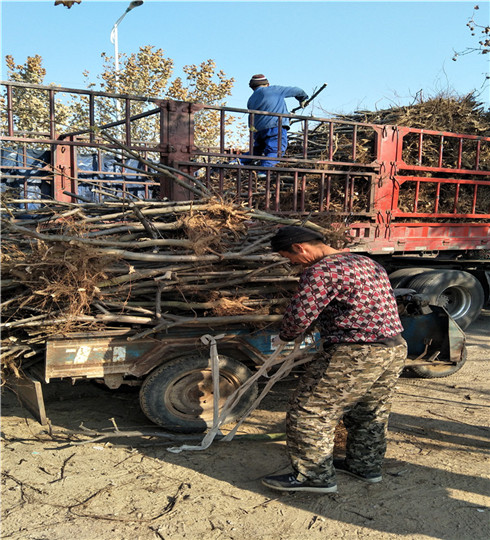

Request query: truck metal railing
[
  {"left": 392, "top": 175, "right": 490, "bottom": 219},
  {"left": 394, "top": 126, "right": 489, "bottom": 173},
  {"left": 1, "top": 81, "right": 489, "bottom": 253}
]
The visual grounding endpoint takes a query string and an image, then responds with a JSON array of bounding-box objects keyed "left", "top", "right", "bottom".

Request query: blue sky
[{"left": 1, "top": 0, "right": 489, "bottom": 115}]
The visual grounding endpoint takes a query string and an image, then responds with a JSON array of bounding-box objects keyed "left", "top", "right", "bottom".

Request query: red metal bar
[
  {"left": 399, "top": 125, "right": 487, "bottom": 141},
  {"left": 236, "top": 168, "right": 242, "bottom": 204},
  {"left": 418, "top": 132, "right": 423, "bottom": 165},
  {"left": 292, "top": 173, "right": 298, "bottom": 212},
  {"left": 348, "top": 175, "right": 354, "bottom": 212},
  {"left": 6, "top": 85, "right": 14, "bottom": 136},
  {"left": 318, "top": 172, "right": 325, "bottom": 212},
  {"left": 328, "top": 122, "right": 334, "bottom": 160},
  {"left": 89, "top": 94, "right": 95, "bottom": 143},
  {"left": 49, "top": 89, "right": 56, "bottom": 139},
  {"left": 373, "top": 125, "right": 400, "bottom": 214},
  {"left": 220, "top": 110, "right": 225, "bottom": 153},
  {"left": 125, "top": 97, "right": 131, "bottom": 146},
  {"left": 218, "top": 169, "right": 224, "bottom": 194},
  {"left": 274, "top": 172, "right": 280, "bottom": 211},
  {"left": 248, "top": 113, "right": 255, "bottom": 155},
  {"left": 325, "top": 175, "right": 331, "bottom": 210},
  {"left": 475, "top": 140, "right": 481, "bottom": 171},
  {"left": 158, "top": 100, "right": 199, "bottom": 200},
  {"left": 205, "top": 166, "right": 211, "bottom": 191},
  {"left": 2, "top": 80, "right": 162, "bottom": 104},
  {"left": 300, "top": 174, "right": 306, "bottom": 212},
  {"left": 400, "top": 164, "right": 489, "bottom": 176},
  {"left": 277, "top": 117, "right": 283, "bottom": 159},
  {"left": 247, "top": 173, "right": 254, "bottom": 209},
  {"left": 264, "top": 175, "right": 270, "bottom": 211},
  {"left": 303, "top": 120, "right": 309, "bottom": 160},
  {"left": 53, "top": 137, "right": 76, "bottom": 202},
  {"left": 344, "top": 174, "right": 350, "bottom": 212},
  {"left": 397, "top": 175, "right": 489, "bottom": 186},
  {"left": 352, "top": 125, "right": 357, "bottom": 161}
]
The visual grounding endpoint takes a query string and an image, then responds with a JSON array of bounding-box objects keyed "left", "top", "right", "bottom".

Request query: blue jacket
[{"left": 247, "top": 85, "right": 308, "bottom": 132}]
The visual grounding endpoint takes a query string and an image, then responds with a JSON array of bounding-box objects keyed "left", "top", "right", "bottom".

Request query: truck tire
[
  {"left": 406, "top": 270, "right": 484, "bottom": 330},
  {"left": 410, "top": 345, "right": 467, "bottom": 378},
  {"left": 139, "top": 354, "right": 258, "bottom": 433},
  {"left": 389, "top": 267, "right": 433, "bottom": 288}
]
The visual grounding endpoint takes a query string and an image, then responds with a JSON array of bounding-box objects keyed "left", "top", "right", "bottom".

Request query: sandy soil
[{"left": 1, "top": 310, "right": 489, "bottom": 540}]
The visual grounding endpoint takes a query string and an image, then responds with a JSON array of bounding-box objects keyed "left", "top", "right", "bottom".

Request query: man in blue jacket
[{"left": 247, "top": 74, "right": 308, "bottom": 171}]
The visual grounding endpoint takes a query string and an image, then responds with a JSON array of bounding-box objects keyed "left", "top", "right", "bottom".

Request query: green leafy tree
[
  {"left": 2, "top": 55, "right": 71, "bottom": 134},
  {"left": 168, "top": 59, "right": 237, "bottom": 149},
  {"left": 72, "top": 46, "right": 240, "bottom": 148},
  {"left": 4, "top": 48, "right": 243, "bottom": 149}
]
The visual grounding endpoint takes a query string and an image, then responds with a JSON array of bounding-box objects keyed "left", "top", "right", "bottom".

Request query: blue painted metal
[
  {"left": 45, "top": 303, "right": 464, "bottom": 382},
  {"left": 400, "top": 304, "right": 465, "bottom": 364}
]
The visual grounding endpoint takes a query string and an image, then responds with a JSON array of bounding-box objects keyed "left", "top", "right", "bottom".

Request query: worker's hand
[
  {"left": 299, "top": 97, "right": 309, "bottom": 108},
  {"left": 271, "top": 335, "right": 287, "bottom": 350}
]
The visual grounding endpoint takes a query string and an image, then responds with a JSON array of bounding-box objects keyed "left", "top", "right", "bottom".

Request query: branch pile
[
  {"left": 308, "top": 92, "right": 490, "bottom": 165},
  {"left": 286, "top": 92, "right": 490, "bottom": 215},
  {"left": 1, "top": 195, "right": 346, "bottom": 378}
]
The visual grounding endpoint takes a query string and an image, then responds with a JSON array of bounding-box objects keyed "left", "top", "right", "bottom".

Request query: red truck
[{"left": 1, "top": 81, "right": 488, "bottom": 429}]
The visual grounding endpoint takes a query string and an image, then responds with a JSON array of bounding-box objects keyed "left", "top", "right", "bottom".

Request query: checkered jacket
[{"left": 279, "top": 253, "right": 404, "bottom": 344}]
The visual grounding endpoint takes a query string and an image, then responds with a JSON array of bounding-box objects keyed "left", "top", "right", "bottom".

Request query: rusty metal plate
[
  {"left": 45, "top": 334, "right": 158, "bottom": 381},
  {"left": 9, "top": 372, "right": 48, "bottom": 425}
]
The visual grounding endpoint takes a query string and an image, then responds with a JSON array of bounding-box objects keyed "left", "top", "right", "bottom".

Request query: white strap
[{"left": 168, "top": 335, "right": 315, "bottom": 453}]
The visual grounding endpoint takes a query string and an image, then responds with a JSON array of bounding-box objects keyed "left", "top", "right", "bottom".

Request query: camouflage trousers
[{"left": 286, "top": 341, "right": 407, "bottom": 485}]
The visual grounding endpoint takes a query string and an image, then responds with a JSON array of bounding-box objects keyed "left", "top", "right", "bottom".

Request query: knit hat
[
  {"left": 249, "top": 74, "right": 269, "bottom": 89},
  {"left": 271, "top": 226, "right": 325, "bottom": 252}
]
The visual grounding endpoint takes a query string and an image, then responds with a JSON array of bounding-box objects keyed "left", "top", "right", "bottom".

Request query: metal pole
[
  {"left": 109, "top": 1, "right": 143, "bottom": 127},
  {"left": 112, "top": 26, "right": 119, "bottom": 73}
]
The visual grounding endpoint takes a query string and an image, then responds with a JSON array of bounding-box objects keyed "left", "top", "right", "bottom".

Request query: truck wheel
[
  {"left": 389, "top": 267, "right": 433, "bottom": 288},
  {"left": 406, "top": 270, "right": 484, "bottom": 330},
  {"left": 139, "top": 354, "right": 258, "bottom": 433},
  {"left": 410, "top": 346, "right": 467, "bottom": 378}
]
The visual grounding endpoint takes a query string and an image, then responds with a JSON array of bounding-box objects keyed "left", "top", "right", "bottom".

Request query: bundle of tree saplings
[
  {"left": 286, "top": 92, "right": 490, "bottom": 217},
  {"left": 1, "top": 195, "right": 343, "bottom": 378}
]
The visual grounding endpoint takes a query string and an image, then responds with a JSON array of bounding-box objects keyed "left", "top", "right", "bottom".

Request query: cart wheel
[
  {"left": 389, "top": 267, "right": 433, "bottom": 288},
  {"left": 406, "top": 270, "right": 484, "bottom": 330},
  {"left": 139, "top": 354, "right": 258, "bottom": 433},
  {"left": 410, "top": 345, "right": 467, "bottom": 378}
]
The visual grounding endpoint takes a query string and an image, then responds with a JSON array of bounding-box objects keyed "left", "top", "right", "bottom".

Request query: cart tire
[
  {"left": 139, "top": 354, "right": 258, "bottom": 433},
  {"left": 410, "top": 346, "right": 467, "bottom": 378},
  {"left": 389, "top": 267, "right": 433, "bottom": 288},
  {"left": 405, "top": 270, "right": 484, "bottom": 330}
]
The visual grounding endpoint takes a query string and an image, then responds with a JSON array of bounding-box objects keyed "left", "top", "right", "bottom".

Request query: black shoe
[
  {"left": 333, "top": 459, "right": 382, "bottom": 484},
  {"left": 262, "top": 473, "right": 337, "bottom": 493}
]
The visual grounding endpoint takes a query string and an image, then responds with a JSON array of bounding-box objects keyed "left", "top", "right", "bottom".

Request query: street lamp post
[
  {"left": 109, "top": 1, "right": 143, "bottom": 132},
  {"left": 110, "top": 1, "right": 143, "bottom": 91}
]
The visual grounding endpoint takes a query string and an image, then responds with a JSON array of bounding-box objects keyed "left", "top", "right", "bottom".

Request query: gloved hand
[{"left": 299, "top": 96, "right": 309, "bottom": 108}]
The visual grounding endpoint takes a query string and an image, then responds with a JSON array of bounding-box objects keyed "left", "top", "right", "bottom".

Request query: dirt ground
[{"left": 1, "top": 309, "right": 489, "bottom": 540}]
